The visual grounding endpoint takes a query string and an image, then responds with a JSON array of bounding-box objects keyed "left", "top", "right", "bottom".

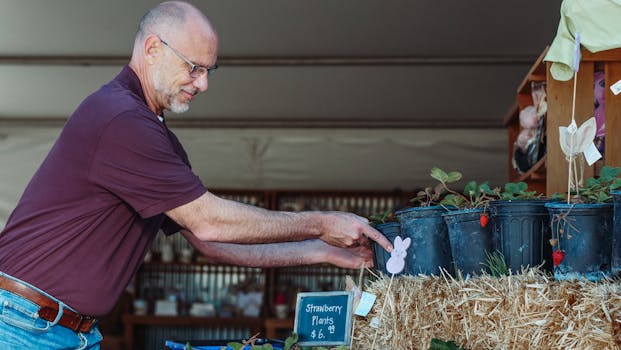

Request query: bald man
[{"left": 0, "top": 2, "right": 391, "bottom": 348}]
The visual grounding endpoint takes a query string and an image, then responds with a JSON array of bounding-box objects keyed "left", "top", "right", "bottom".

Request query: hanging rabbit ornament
[
  {"left": 385, "top": 236, "right": 411, "bottom": 274},
  {"left": 371, "top": 236, "right": 410, "bottom": 350},
  {"left": 559, "top": 117, "right": 600, "bottom": 198},
  {"left": 560, "top": 32, "right": 602, "bottom": 203}
]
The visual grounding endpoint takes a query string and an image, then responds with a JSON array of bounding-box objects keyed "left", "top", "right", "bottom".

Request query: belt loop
[{"left": 48, "top": 302, "right": 65, "bottom": 326}]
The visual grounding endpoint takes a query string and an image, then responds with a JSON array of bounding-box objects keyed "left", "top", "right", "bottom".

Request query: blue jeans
[{"left": 0, "top": 272, "right": 102, "bottom": 350}]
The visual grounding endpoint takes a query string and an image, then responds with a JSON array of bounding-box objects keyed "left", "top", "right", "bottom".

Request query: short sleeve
[{"left": 90, "top": 113, "right": 206, "bottom": 218}]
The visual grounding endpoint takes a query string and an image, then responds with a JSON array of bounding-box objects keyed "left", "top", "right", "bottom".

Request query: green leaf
[
  {"left": 550, "top": 192, "right": 565, "bottom": 200},
  {"left": 429, "top": 338, "right": 466, "bottom": 350},
  {"left": 599, "top": 165, "right": 620, "bottom": 180},
  {"left": 227, "top": 342, "right": 244, "bottom": 350},
  {"left": 284, "top": 333, "right": 298, "bottom": 350},
  {"left": 463, "top": 181, "right": 478, "bottom": 197},
  {"left": 504, "top": 182, "right": 527, "bottom": 194},
  {"left": 441, "top": 194, "right": 466, "bottom": 208},
  {"left": 430, "top": 167, "right": 449, "bottom": 183},
  {"left": 479, "top": 182, "right": 494, "bottom": 195},
  {"left": 185, "top": 342, "right": 193, "bottom": 350},
  {"left": 445, "top": 171, "right": 462, "bottom": 183}
]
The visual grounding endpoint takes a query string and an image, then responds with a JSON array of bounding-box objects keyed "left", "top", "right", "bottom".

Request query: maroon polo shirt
[{"left": 0, "top": 66, "right": 207, "bottom": 316}]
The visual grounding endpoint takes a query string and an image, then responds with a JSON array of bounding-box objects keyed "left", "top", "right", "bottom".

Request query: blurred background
[{"left": 0, "top": 0, "right": 561, "bottom": 223}]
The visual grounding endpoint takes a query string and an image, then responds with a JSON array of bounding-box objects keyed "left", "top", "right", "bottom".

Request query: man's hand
[
  {"left": 318, "top": 211, "right": 393, "bottom": 254},
  {"left": 318, "top": 239, "right": 376, "bottom": 269}
]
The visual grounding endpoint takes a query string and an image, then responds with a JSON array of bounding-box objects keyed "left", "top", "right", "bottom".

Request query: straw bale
[{"left": 353, "top": 268, "right": 621, "bottom": 349}]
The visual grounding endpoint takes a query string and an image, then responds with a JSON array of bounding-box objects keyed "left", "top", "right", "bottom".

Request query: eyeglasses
[{"left": 159, "top": 38, "right": 218, "bottom": 78}]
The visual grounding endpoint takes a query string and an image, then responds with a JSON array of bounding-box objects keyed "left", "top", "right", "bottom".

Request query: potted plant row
[{"left": 371, "top": 167, "right": 554, "bottom": 278}]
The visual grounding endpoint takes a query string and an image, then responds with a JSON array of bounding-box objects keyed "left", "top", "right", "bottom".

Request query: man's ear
[{"left": 143, "top": 35, "right": 161, "bottom": 65}]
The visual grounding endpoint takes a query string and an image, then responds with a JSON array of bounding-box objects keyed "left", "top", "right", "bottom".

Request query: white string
[{"left": 567, "top": 69, "right": 578, "bottom": 203}]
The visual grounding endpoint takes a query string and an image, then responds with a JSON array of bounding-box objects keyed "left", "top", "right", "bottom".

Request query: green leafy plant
[
  {"left": 482, "top": 250, "right": 510, "bottom": 277},
  {"left": 368, "top": 208, "right": 398, "bottom": 226},
  {"left": 430, "top": 167, "right": 498, "bottom": 210},
  {"left": 429, "top": 338, "right": 467, "bottom": 350},
  {"left": 410, "top": 167, "right": 461, "bottom": 206},
  {"left": 569, "top": 165, "right": 621, "bottom": 204},
  {"left": 224, "top": 333, "right": 347, "bottom": 350},
  {"left": 497, "top": 182, "right": 542, "bottom": 200}
]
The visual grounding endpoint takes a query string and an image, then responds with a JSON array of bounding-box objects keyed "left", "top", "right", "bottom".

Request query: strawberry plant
[
  {"left": 219, "top": 333, "right": 347, "bottom": 350},
  {"left": 496, "top": 182, "right": 542, "bottom": 200},
  {"left": 429, "top": 167, "right": 498, "bottom": 210},
  {"left": 410, "top": 167, "right": 461, "bottom": 207},
  {"left": 569, "top": 165, "right": 621, "bottom": 204},
  {"left": 368, "top": 208, "right": 398, "bottom": 226}
]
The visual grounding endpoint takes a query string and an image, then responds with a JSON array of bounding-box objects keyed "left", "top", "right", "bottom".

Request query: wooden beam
[
  {"left": 0, "top": 55, "right": 538, "bottom": 67},
  {"left": 0, "top": 117, "right": 505, "bottom": 129}
]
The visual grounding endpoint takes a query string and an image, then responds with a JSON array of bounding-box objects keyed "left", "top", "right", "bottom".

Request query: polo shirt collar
[{"left": 116, "top": 65, "right": 148, "bottom": 108}]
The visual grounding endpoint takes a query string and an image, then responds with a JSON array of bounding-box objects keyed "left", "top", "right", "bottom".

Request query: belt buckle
[
  {"left": 77, "top": 314, "right": 97, "bottom": 332},
  {"left": 72, "top": 313, "right": 93, "bottom": 332}
]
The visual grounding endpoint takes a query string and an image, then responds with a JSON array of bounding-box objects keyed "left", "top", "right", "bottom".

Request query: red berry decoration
[
  {"left": 479, "top": 214, "right": 489, "bottom": 228},
  {"left": 552, "top": 250, "right": 565, "bottom": 267}
]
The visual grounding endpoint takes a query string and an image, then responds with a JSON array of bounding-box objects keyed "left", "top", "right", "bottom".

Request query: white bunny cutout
[
  {"left": 386, "top": 236, "right": 411, "bottom": 275},
  {"left": 559, "top": 116, "right": 596, "bottom": 159},
  {"left": 558, "top": 117, "right": 602, "bottom": 194}
]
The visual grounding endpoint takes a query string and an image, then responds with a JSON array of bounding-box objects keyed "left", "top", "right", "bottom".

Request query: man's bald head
[
  {"left": 129, "top": 1, "right": 218, "bottom": 115},
  {"left": 135, "top": 1, "right": 216, "bottom": 44}
]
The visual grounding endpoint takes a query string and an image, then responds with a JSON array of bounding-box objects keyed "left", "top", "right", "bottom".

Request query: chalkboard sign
[{"left": 293, "top": 291, "right": 353, "bottom": 346}]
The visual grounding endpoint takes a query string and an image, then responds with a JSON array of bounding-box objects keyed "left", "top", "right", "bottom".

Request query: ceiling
[
  {"left": 0, "top": 0, "right": 562, "bottom": 126},
  {"left": 0, "top": 0, "right": 564, "bottom": 223}
]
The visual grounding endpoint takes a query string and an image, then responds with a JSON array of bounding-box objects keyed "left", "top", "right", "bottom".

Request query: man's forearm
[
  {"left": 181, "top": 228, "right": 375, "bottom": 269},
  {"left": 181, "top": 230, "right": 324, "bottom": 267},
  {"left": 168, "top": 192, "right": 322, "bottom": 244},
  {"left": 168, "top": 190, "right": 393, "bottom": 253}
]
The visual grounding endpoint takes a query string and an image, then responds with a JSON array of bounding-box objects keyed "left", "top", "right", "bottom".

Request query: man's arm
[
  {"left": 180, "top": 230, "right": 374, "bottom": 269},
  {"left": 166, "top": 191, "right": 392, "bottom": 252}
]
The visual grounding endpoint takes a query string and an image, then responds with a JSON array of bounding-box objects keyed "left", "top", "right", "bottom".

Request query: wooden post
[
  {"left": 605, "top": 61, "right": 621, "bottom": 168},
  {"left": 546, "top": 62, "right": 595, "bottom": 195}
]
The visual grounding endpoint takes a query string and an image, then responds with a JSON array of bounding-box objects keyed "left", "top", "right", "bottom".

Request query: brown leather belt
[{"left": 0, "top": 274, "right": 97, "bottom": 332}]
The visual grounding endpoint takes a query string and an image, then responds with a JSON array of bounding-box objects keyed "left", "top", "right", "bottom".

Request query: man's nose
[{"left": 193, "top": 74, "right": 208, "bottom": 92}]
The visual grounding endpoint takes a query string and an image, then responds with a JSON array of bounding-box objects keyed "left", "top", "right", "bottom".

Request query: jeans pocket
[{"left": 0, "top": 293, "right": 50, "bottom": 333}]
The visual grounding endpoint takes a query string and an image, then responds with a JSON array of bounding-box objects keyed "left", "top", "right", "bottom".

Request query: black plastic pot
[
  {"left": 396, "top": 206, "right": 454, "bottom": 276},
  {"left": 165, "top": 339, "right": 285, "bottom": 350},
  {"left": 372, "top": 222, "right": 401, "bottom": 275},
  {"left": 545, "top": 202, "right": 613, "bottom": 281},
  {"left": 490, "top": 199, "right": 552, "bottom": 273},
  {"left": 443, "top": 208, "right": 494, "bottom": 277},
  {"left": 612, "top": 190, "right": 621, "bottom": 277}
]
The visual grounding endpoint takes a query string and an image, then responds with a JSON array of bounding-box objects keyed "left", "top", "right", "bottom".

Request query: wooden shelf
[
  {"left": 546, "top": 49, "right": 621, "bottom": 194},
  {"left": 264, "top": 318, "right": 294, "bottom": 339},
  {"left": 507, "top": 46, "right": 621, "bottom": 195},
  {"left": 518, "top": 155, "right": 547, "bottom": 182},
  {"left": 516, "top": 46, "right": 549, "bottom": 107}
]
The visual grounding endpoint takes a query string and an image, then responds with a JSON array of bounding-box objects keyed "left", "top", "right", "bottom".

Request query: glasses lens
[
  {"left": 189, "top": 66, "right": 206, "bottom": 78},
  {"left": 207, "top": 65, "right": 218, "bottom": 76}
]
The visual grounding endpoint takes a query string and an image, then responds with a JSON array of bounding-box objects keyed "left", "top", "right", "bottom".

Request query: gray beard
[{"left": 152, "top": 69, "right": 190, "bottom": 114}]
